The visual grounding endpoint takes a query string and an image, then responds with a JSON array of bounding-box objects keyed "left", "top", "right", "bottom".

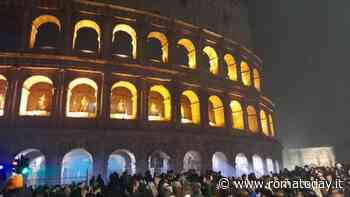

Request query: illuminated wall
[
  {"left": 181, "top": 90, "right": 200, "bottom": 124},
  {"left": 177, "top": 39, "right": 196, "bottom": 69},
  {"left": 110, "top": 81, "right": 137, "bottom": 120},
  {"left": 61, "top": 149, "right": 93, "bottom": 184},
  {"left": 148, "top": 85, "right": 171, "bottom": 121},
  {"left": 148, "top": 151, "right": 170, "bottom": 176},
  {"left": 230, "top": 100, "right": 244, "bottom": 130},
  {"left": 252, "top": 154, "right": 264, "bottom": 177},
  {"left": 0, "top": 75, "right": 7, "bottom": 116},
  {"left": 107, "top": 149, "right": 136, "bottom": 176},
  {"left": 112, "top": 24, "right": 137, "bottom": 59},
  {"left": 260, "top": 110, "right": 269, "bottom": 136},
  {"left": 30, "top": 15, "right": 61, "bottom": 48},
  {"left": 183, "top": 151, "right": 201, "bottom": 174},
  {"left": 203, "top": 46, "right": 219, "bottom": 75},
  {"left": 266, "top": 158, "right": 274, "bottom": 174},
  {"left": 73, "top": 20, "right": 101, "bottom": 53},
  {"left": 269, "top": 114, "right": 275, "bottom": 136},
  {"left": 235, "top": 153, "right": 249, "bottom": 177},
  {"left": 208, "top": 96, "right": 225, "bottom": 127},
  {"left": 253, "top": 68, "right": 261, "bottom": 91},
  {"left": 147, "top": 32, "right": 168, "bottom": 63},
  {"left": 224, "top": 54, "right": 238, "bottom": 81},
  {"left": 241, "top": 61, "right": 251, "bottom": 86},
  {"left": 247, "top": 105, "right": 258, "bottom": 132}
]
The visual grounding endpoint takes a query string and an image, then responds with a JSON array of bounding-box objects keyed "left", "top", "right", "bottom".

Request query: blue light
[{"left": 0, "top": 165, "right": 4, "bottom": 170}]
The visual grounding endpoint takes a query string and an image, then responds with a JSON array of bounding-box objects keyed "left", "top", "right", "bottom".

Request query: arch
[
  {"left": 112, "top": 24, "right": 137, "bottom": 59},
  {"left": 241, "top": 61, "right": 251, "bottom": 86},
  {"left": 212, "top": 152, "right": 232, "bottom": 177},
  {"left": 73, "top": 19, "right": 101, "bottom": 52},
  {"left": 147, "top": 32, "right": 168, "bottom": 63},
  {"left": 208, "top": 96, "right": 225, "bottom": 127},
  {"left": 19, "top": 75, "right": 54, "bottom": 116},
  {"left": 247, "top": 106, "right": 258, "bottom": 132},
  {"left": 252, "top": 154, "right": 264, "bottom": 177},
  {"left": 260, "top": 110, "right": 269, "bottom": 136},
  {"left": 177, "top": 38, "right": 196, "bottom": 69},
  {"left": 183, "top": 150, "right": 201, "bottom": 174},
  {"left": 253, "top": 68, "right": 261, "bottom": 91},
  {"left": 275, "top": 160, "right": 280, "bottom": 173},
  {"left": 107, "top": 149, "right": 136, "bottom": 177},
  {"left": 235, "top": 153, "right": 249, "bottom": 177},
  {"left": 14, "top": 149, "right": 46, "bottom": 186},
  {"left": 110, "top": 81, "right": 137, "bottom": 120},
  {"left": 230, "top": 100, "right": 244, "bottom": 130},
  {"left": 66, "top": 78, "right": 98, "bottom": 118},
  {"left": 269, "top": 114, "right": 275, "bottom": 137},
  {"left": 181, "top": 90, "right": 200, "bottom": 124},
  {"left": 0, "top": 74, "right": 8, "bottom": 116},
  {"left": 203, "top": 46, "right": 219, "bottom": 75},
  {"left": 224, "top": 54, "right": 237, "bottom": 81},
  {"left": 30, "top": 15, "right": 61, "bottom": 48},
  {"left": 61, "top": 148, "right": 93, "bottom": 184},
  {"left": 148, "top": 150, "right": 171, "bottom": 176},
  {"left": 148, "top": 85, "right": 171, "bottom": 121},
  {"left": 266, "top": 158, "right": 274, "bottom": 174}
]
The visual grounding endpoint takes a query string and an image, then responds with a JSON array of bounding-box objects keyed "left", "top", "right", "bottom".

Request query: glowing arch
[
  {"left": 230, "top": 100, "right": 244, "bottom": 130},
  {"left": 30, "top": 15, "right": 61, "bottom": 48},
  {"left": 183, "top": 150, "right": 201, "bottom": 174},
  {"left": 208, "top": 95, "right": 225, "bottom": 127},
  {"left": 181, "top": 90, "right": 200, "bottom": 124},
  {"left": 212, "top": 152, "right": 232, "bottom": 177},
  {"left": 73, "top": 20, "right": 101, "bottom": 52},
  {"left": 61, "top": 148, "right": 93, "bottom": 184},
  {"left": 147, "top": 32, "right": 168, "bottom": 63},
  {"left": 0, "top": 74, "right": 8, "bottom": 116},
  {"left": 19, "top": 75, "right": 54, "bottom": 116},
  {"left": 148, "top": 85, "right": 171, "bottom": 121},
  {"left": 148, "top": 150, "right": 171, "bottom": 176},
  {"left": 112, "top": 24, "right": 137, "bottom": 59},
  {"left": 224, "top": 54, "right": 238, "bottom": 81},
  {"left": 235, "top": 153, "right": 249, "bottom": 177},
  {"left": 253, "top": 68, "right": 261, "bottom": 91},
  {"left": 241, "top": 61, "right": 251, "bottom": 86},
  {"left": 260, "top": 110, "right": 269, "bottom": 136},
  {"left": 66, "top": 78, "right": 98, "bottom": 118},
  {"left": 203, "top": 46, "right": 219, "bottom": 75},
  {"left": 275, "top": 160, "right": 280, "bottom": 173},
  {"left": 266, "top": 158, "right": 274, "bottom": 174},
  {"left": 247, "top": 106, "right": 258, "bottom": 132},
  {"left": 269, "top": 114, "right": 275, "bottom": 137},
  {"left": 107, "top": 149, "right": 136, "bottom": 176},
  {"left": 252, "top": 154, "right": 264, "bottom": 177},
  {"left": 177, "top": 38, "right": 196, "bottom": 69},
  {"left": 110, "top": 81, "right": 137, "bottom": 120}
]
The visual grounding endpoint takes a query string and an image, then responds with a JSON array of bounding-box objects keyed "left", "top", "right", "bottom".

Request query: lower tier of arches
[{"left": 0, "top": 128, "right": 282, "bottom": 186}]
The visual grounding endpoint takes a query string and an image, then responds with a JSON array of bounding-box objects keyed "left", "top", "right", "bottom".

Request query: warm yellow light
[
  {"left": 247, "top": 105, "right": 258, "bottom": 132},
  {"left": 269, "top": 114, "right": 275, "bottom": 137},
  {"left": 230, "top": 100, "right": 244, "bottom": 130},
  {"left": 260, "top": 110, "right": 269, "bottom": 135},
  {"left": 253, "top": 68, "right": 261, "bottom": 91},
  {"left": 0, "top": 74, "right": 7, "bottom": 116},
  {"left": 113, "top": 24, "right": 137, "bottom": 59},
  {"left": 30, "top": 15, "right": 61, "bottom": 48},
  {"left": 148, "top": 85, "right": 171, "bottom": 121},
  {"left": 110, "top": 81, "right": 137, "bottom": 120},
  {"left": 177, "top": 38, "right": 196, "bottom": 69},
  {"left": 73, "top": 20, "right": 101, "bottom": 52},
  {"left": 208, "top": 95, "right": 225, "bottom": 127},
  {"left": 147, "top": 32, "right": 168, "bottom": 63},
  {"left": 224, "top": 54, "right": 237, "bottom": 81},
  {"left": 241, "top": 61, "right": 251, "bottom": 86},
  {"left": 181, "top": 90, "right": 200, "bottom": 124},
  {"left": 203, "top": 46, "right": 219, "bottom": 75}
]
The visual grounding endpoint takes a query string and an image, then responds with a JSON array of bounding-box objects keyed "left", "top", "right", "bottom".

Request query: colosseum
[{"left": 0, "top": 0, "right": 282, "bottom": 185}]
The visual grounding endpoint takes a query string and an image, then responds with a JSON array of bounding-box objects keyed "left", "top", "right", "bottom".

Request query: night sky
[{"left": 247, "top": 0, "right": 350, "bottom": 160}]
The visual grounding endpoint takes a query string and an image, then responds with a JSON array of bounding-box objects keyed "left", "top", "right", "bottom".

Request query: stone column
[
  {"left": 199, "top": 90, "right": 209, "bottom": 130},
  {"left": 101, "top": 14, "right": 112, "bottom": 60},
  {"left": 99, "top": 71, "right": 111, "bottom": 127},
  {"left": 170, "top": 79, "right": 181, "bottom": 128},
  {"left": 223, "top": 94, "right": 233, "bottom": 131},
  {"left": 256, "top": 106, "right": 263, "bottom": 135},
  {"left": 63, "top": 2, "right": 73, "bottom": 55}
]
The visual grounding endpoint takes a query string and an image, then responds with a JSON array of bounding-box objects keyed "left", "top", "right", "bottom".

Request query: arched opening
[
  {"left": 107, "top": 149, "right": 136, "bottom": 177},
  {"left": 224, "top": 54, "right": 237, "bottom": 81},
  {"left": 0, "top": 9, "right": 21, "bottom": 50},
  {"left": 30, "top": 15, "right": 61, "bottom": 49},
  {"left": 241, "top": 61, "right": 251, "bottom": 86},
  {"left": 73, "top": 20, "right": 101, "bottom": 53},
  {"left": 235, "top": 153, "right": 249, "bottom": 177},
  {"left": 181, "top": 90, "right": 200, "bottom": 124},
  {"left": 203, "top": 46, "right": 218, "bottom": 75},
  {"left": 148, "top": 85, "right": 171, "bottom": 121},
  {"left": 212, "top": 152, "right": 232, "bottom": 177},
  {"left": 247, "top": 106, "right": 258, "bottom": 132},
  {"left": 183, "top": 151, "right": 201, "bottom": 174},
  {"left": 61, "top": 148, "right": 93, "bottom": 184},
  {"left": 208, "top": 96, "right": 225, "bottom": 127},
  {"left": 112, "top": 24, "right": 137, "bottom": 59},
  {"left": 14, "top": 149, "right": 46, "bottom": 187},
  {"left": 66, "top": 78, "right": 98, "bottom": 118},
  {"left": 230, "top": 100, "right": 244, "bottom": 130},
  {"left": 266, "top": 158, "right": 274, "bottom": 174},
  {"left": 146, "top": 32, "right": 168, "bottom": 63},
  {"left": 0, "top": 75, "right": 8, "bottom": 116},
  {"left": 19, "top": 76, "right": 53, "bottom": 116},
  {"left": 260, "top": 110, "right": 269, "bottom": 136},
  {"left": 148, "top": 151, "right": 170, "bottom": 176},
  {"left": 110, "top": 81, "right": 137, "bottom": 120},
  {"left": 253, "top": 68, "right": 261, "bottom": 91},
  {"left": 275, "top": 160, "right": 280, "bottom": 173},
  {"left": 177, "top": 39, "right": 196, "bottom": 69},
  {"left": 252, "top": 154, "right": 264, "bottom": 177},
  {"left": 269, "top": 114, "right": 275, "bottom": 137}
]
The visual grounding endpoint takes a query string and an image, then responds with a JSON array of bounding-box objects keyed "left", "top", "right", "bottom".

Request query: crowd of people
[{"left": 1, "top": 164, "right": 350, "bottom": 197}]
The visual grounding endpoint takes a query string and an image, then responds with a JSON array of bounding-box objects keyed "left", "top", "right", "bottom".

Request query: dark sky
[{"left": 247, "top": 1, "right": 350, "bottom": 151}]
